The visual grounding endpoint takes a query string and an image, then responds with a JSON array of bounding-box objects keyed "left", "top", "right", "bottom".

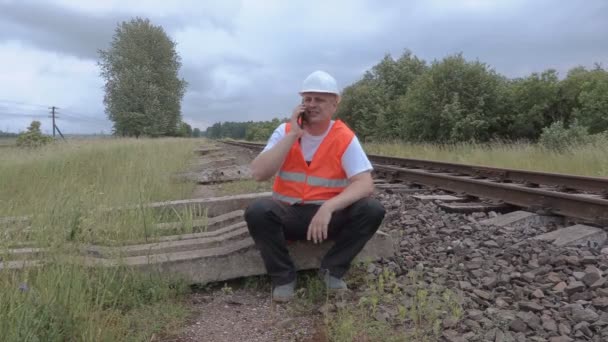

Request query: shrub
[
  {"left": 16, "top": 121, "right": 53, "bottom": 148},
  {"left": 538, "top": 120, "right": 590, "bottom": 151}
]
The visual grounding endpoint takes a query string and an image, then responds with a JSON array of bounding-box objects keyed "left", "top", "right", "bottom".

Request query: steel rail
[{"left": 221, "top": 140, "right": 608, "bottom": 195}]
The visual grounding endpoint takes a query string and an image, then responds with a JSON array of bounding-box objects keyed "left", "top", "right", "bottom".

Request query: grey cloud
[
  {"left": 2, "top": 0, "right": 607, "bottom": 133},
  {"left": 0, "top": 1, "right": 235, "bottom": 60}
]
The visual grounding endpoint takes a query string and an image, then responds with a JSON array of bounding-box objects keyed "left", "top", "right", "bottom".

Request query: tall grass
[
  {"left": 0, "top": 138, "right": 200, "bottom": 244},
  {"left": 364, "top": 140, "right": 608, "bottom": 177},
  {"left": 0, "top": 138, "right": 201, "bottom": 341}
]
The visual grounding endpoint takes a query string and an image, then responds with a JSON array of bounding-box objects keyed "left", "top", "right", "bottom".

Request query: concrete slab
[
  {"left": 437, "top": 202, "right": 513, "bottom": 214},
  {"left": 146, "top": 192, "right": 272, "bottom": 218},
  {"left": 480, "top": 210, "right": 563, "bottom": 229},
  {"left": 0, "top": 259, "right": 43, "bottom": 270},
  {"left": 156, "top": 210, "right": 244, "bottom": 233},
  {"left": 2, "top": 247, "right": 46, "bottom": 261},
  {"left": 534, "top": 224, "right": 607, "bottom": 248},
  {"left": 412, "top": 195, "right": 465, "bottom": 202},
  {"left": 3, "top": 231, "right": 395, "bottom": 284},
  {"left": 91, "top": 230, "right": 395, "bottom": 284},
  {"left": 85, "top": 222, "right": 249, "bottom": 257}
]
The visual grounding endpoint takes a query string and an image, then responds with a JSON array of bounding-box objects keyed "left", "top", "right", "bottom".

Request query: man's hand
[
  {"left": 290, "top": 104, "right": 306, "bottom": 138},
  {"left": 307, "top": 204, "right": 333, "bottom": 243}
]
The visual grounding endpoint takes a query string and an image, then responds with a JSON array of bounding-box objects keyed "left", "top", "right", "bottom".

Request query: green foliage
[
  {"left": 16, "top": 121, "right": 53, "bottom": 148},
  {"left": 202, "top": 118, "right": 283, "bottom": 141},
  {"left": 98, "top": 17, "right": 187, "bottom": 137},
  {"left": 400, "top": 54, "right": 505, "bottom": 142},
  {"left": 538, "top": 120, "right": 590, "bottom": 151},
  {"left": 336, "top": 50, "right": 427, "bottom": 140},
  {"left": 336, "top": 51, "right": 608, "bottom": 143},
  {"left": 177, "top": 121, "right": 193, "bottom": 137},
  {"left": 573, "top": 68, "right": 608, "bottom": 134}
]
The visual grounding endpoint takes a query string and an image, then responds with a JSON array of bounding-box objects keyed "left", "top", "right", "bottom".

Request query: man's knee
[
  {"left": 351, "top": 197, "right": 386, "bottom": 226},
  {"left": 244, "top": 198, "right": 280, "bottom": 229}
]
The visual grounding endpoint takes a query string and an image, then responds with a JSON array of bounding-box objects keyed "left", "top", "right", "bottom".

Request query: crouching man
[{"left": 245, "top": 70, "right": 386, "bottom": 302}]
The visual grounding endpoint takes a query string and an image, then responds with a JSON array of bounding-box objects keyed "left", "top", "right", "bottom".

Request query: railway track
[{"left": 220, "top": 140, "right": 608, "bottom": 225}]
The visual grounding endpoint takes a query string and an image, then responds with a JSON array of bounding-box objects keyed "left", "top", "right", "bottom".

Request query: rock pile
[{"left": 372, "top": 191, "right": 608, "bottom": 342}]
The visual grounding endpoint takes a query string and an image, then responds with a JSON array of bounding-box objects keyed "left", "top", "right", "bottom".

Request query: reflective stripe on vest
[
  {"left": 278, "top": 171, "right": 349, "bottom": 188},
  {"left": 277, "top": 170, "right": 306, "bottom": 182},
  {"left": 272, "top": 192, "right": 327, "bottom": 205}
]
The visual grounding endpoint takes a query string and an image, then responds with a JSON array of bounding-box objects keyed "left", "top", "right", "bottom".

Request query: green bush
[
  {"left": 16, "top": 121, "right": 53, "bottom": 148},
  {"left": 538, "top": 120, "right": 590, "bottom": 151}
]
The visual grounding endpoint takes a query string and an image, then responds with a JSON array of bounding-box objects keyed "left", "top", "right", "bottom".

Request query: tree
[
  {"left": 16, "top": 121, "right": 53, "bottom": 148},
  {"left": 98, "top": 17, "right": 187, "bottom": 137},
  {"left": 398, "top": 54, "right": 504, "bottom": 142},
  {"left": 192, "top": 128, "right": 201, "bottom": 137},
  {"left": 177, "top": 121, "right": 193, "bottom": 137}
]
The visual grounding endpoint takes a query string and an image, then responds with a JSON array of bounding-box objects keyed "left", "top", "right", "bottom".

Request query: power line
[{"left": 0, "top": 99, "right": 49, "bottom": 109}]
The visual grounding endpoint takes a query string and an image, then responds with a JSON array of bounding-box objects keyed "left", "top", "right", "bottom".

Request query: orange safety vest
[{"left": 272, "top": 120, "right": 355, "bottom": 205}]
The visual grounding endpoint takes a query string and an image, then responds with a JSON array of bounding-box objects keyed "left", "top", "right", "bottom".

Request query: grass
[
  {"left": 0, "top": 138, "right": 200, "bottom": 244},
  {"left": 364, "top": 140, "right": 608, "bottom": 177},
  {"left": 324, "top": 265, "right": 463, "bottom": 342},
  {"left": 0, "top": 137, "right": 202, "bottom": 342}
]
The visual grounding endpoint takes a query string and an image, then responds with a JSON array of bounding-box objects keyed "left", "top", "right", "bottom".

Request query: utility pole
[
  {"left": 49, "top": 106, "right": 58, "bottom": 137},
  {"left": 48, "top": 106, "right": 65, "bottom": 140}
]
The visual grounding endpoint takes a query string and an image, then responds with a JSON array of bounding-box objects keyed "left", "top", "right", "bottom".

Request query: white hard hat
[{"left": 299, "top": 70, "right": 339, "bottom": 96}]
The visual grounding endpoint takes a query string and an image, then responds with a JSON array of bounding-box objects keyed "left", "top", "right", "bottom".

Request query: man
[{"left": 245, "top": 70, "right": 386, "bottom": 302}]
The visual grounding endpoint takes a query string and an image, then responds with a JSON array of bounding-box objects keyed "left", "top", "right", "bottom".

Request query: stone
[
  {"left": 519, "top": 301, "right": 544, "bottom": 312},
  {"left": 474, "top": 289, "right": 493, "bottom": 301},
  {"left": 496, "top": 298, "right": 509, "bottom": 308},
  {"left": 571, "top": 307, "right": 599, "bottom": 323},
  {"left": 565, "top": 281, "right": 586, "bottom": 295},
  {"left": 541, "top": 315, "right": 558, "bottom": 332},
  {"left": 483, "top": 276, "right": 499, "bottom": 289},
  {"left": 573, "top": 272, "right": 586, "bottom": 281},
  {"left": 549, "top": 337, "right": 573, "bottom": 342},
  {"left": 592, "top": 297, "right": 608, "bottom": 309},
  {"left": 484, "top": 240, "right": 500, "bottom": 248},
  {"left": 510, "top": 319, "right": 528, "bottom": 333},
  {"left": 558, "top": 322, "right": 571, "bottom": 336},
  {"left": 553, "top": 282, "right": 567, "bottom": 293},
  {"left": 468, "top": 309, "right": 484, "bottom": 321},
  {"left": 459, "top": 281, "right": 473, "bottom": 291},
  {"left": 582, "top": 266, "right": 602, "bottom": 287},
  {"left": 532, "top": 289, "right": 545, "bottom": 299},
  {"left": 442, "top": 330, "right": 466, "bottom": 342},
  {"left": 591, "top": 277, "right": 607, "bottom": 290}
]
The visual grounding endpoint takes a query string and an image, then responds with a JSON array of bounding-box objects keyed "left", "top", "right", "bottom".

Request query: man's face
[{"left": 301, "top": 92, "right": 339, "bottom": 124}]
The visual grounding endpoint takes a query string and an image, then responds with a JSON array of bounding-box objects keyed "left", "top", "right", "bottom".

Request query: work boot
[
  {"left": 272, "top": 280, "right": 296, "bottom": 302},
  {"left": 319, "top": 269, "right": 348, "bottom": 290}
]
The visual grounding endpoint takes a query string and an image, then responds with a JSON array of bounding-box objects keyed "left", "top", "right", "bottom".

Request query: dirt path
[
  {"left": 163, "top": 288, "right": 325, "bottom": 342},
  {"left": 165, "top": 141, "right": 328, "bottom": 342}
]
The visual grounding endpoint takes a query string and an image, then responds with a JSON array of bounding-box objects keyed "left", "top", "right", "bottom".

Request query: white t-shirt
[{"left": 261, "top": 121, "right": 373, "bottom": 178}]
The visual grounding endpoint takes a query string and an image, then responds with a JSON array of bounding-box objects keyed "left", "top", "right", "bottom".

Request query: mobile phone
[{"left": 298, "top": 100, "right": 309, "bottom": 128}]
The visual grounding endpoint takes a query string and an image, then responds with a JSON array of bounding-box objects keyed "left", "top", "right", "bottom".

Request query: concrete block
[
  {"left": 480, "top": 210, "right": 563, "bottom": 229},
  {"left": 437, "top": 202, "right": 513, "bottom": 214},
  {"left": 84, "top": 230, "right": 395, "bottom": 284},
  {"left": 85, "top": 222, "right": 248, "bottom": 257},
  {"left": 534, "top": 224, "right": 607, "bottom": 248},
  {"left": 412, "top": 195, "right": 465, "bottom": 202},
  {"left": 0, "top": 259, "right": 42, "bottom": 270},
  {"left": 146, "top": 192, "right": 272, "bottom": 217},
  {"left": 156, "top": 210, "right": 244, "bottom": 233}
]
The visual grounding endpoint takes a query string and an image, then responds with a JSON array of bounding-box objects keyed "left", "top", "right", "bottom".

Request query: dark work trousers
[{"left": 244, "top": 197, "right": 386, "bottom": 286}]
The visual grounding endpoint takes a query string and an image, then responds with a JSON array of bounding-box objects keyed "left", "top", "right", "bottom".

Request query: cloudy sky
[{"left": 0, "top": 0, "right": 606, "bottom": 134}]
